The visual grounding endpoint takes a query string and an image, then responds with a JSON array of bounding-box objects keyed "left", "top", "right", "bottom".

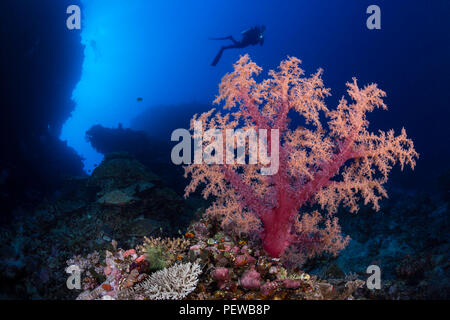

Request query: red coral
[
  {"left": 261, "top": 281, "right": 279, "bottom": 297},
  {"left": 213, "top": 267, "right": 230, "bottom": 289},
  {"left": 240, "top": 268, "right": 261, "bottom": 290},
  {"left": 213, "top": 267, "right": 230, "bottom": 281},
  {"left": 280, "top": 278, "right": 302, "bottom": 289},
  {"left": 123, "top": 249, "right": 136, "bottom": 258},
  {"left": 185, "top": 55, "right": 418, "bottom": 260}
]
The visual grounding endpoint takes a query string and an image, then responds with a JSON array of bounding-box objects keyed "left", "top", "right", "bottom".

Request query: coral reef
[
  {"left": 0, "top": 153, "right": 197, "bottom": 299},
  {"left": 63, "top": 188, "right": 447, "bottom": 300},
  {"left": 184, "top": 55, "right": 418, "bottom": 262},
  {"left": 74, "top": 238, "right": 201, "bottom": 301},
  {"left": 331, "top": 189, "right": 450, "bottom": 299},
  {"left": 67, "top": 217, "right": 367, "bottom": 300},
  {"left": 0, "top": 151, "right": 447, "bottom": 299}
]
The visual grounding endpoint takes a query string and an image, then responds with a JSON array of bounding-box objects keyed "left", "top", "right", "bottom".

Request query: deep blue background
[{"left": 59, "top": 0, "right": 449, "bottom": 187}]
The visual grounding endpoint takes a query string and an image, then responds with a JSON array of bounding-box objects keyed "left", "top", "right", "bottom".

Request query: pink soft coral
[
  {"left": 240, "top": 268, "right": 261, "bottom": 290},
  {"left": 185, "top": 55, "right": 418, "bottom": 259}
]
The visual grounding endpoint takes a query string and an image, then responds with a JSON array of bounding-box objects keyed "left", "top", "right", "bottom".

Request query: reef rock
[{"left": 89, "top": 152, "right": 160, "bottom": 193}]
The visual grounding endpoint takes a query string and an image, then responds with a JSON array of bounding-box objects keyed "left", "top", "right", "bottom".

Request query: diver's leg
[
  {"left": 211, "top": 46, "right": 225, "bottom": 66},
  {"left": 209, "top": 35, "right": 232, "bottom": 41},
  {"left": 211, "top": 45, "right": 235, "bottom": 66},
  {"left": 228, "top": 36, "right": 239, "bottom": 45},
  {"left": 209, "top": 36, "right": 238, "bottom": 45}
]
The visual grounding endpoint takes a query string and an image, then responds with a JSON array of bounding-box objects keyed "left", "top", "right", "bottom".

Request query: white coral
[{"left": 133, "top": 262, "right": 202, "bottom": 300}]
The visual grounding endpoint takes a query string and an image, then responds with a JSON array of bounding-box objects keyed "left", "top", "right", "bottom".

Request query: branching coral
[
  {"left": 130, "top": 262, "right": 202, "bottom": 300},
  {"left": 184, "top": 55, "right": 418, "bottom": 260}
]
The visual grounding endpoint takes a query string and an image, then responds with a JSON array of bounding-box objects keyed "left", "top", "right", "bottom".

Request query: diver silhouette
[{"left": 210, "top": 25, "right": 266, "bottom": 66}]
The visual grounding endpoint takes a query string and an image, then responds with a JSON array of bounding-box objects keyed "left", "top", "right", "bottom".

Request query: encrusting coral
[{"left": 184, "top": 55, "right": 418, "bottom": 260}]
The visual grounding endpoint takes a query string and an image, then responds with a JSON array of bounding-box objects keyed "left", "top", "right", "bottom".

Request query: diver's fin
[{"left": 211, "top": 47, "right": 225, "bottom": 66}]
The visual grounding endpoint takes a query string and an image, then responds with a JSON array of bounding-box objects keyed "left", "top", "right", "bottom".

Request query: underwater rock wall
[{"left": 0, "top": 0, "right": 85, "bottom": 220}]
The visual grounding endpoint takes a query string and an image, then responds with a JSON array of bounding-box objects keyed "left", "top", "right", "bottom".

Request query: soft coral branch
[{"left": 223, "top": 166, "right": 271, "bottom": 219}]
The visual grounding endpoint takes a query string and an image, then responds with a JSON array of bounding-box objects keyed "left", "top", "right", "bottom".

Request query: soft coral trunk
[
  {"left": 260, "top": 140, "right": 356, "bottom": 258},
  {"left": 261, "top": 206, "right": 296, "bottom": 258}
]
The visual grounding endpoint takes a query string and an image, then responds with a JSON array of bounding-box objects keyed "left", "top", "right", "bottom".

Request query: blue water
[{"left": 60, "top": 0, "right": 450, "bottom": 174}]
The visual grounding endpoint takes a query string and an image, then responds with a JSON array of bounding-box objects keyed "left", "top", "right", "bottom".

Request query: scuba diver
[{"left": 210, "top": 25, "right": 266, "bottom": 66}]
